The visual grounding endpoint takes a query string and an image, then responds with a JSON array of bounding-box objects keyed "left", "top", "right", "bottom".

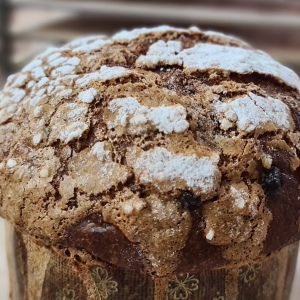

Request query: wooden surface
[{"left": 9, "top": 0, "right": 300, "bottom": 28}]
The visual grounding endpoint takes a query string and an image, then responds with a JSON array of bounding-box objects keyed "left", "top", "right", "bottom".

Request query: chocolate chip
[
  {"left": 263, "top": 166, "right": 281, "bottom": 191},
  {"left": 179, "top": 191, "right": 200, "bottom": 211}
]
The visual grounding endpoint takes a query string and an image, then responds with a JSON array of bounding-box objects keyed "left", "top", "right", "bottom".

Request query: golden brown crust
[{"left": 0, "top": 25, "right": 300, "bottom": 277}]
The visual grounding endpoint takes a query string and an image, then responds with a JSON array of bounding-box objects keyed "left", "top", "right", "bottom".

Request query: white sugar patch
[
  {"left": 66, "top": 103, "right": 88, "bottom": 119},
  {"left": 112, "top": 25, "right": 200, "bottom": 41},
  {"left": 78, "top": 88, "right": 97, "bottom": 103},
  {"left": 76, "top": 65, "right": 129, "bottom": 87},
  {"left": 99, "top": 65, "right": 129, "bottom": 81},
  {"left": 203, "top": 30, "right": 249, "bottom": 47},
  {"left": 57, "top": 89, "right": 72, "bottom": 98},
  {"left": 61, "top": 122, "right": 89, "bottom": 143},
  {"left": 6, "top": 104, "right": 17, "bottom": 114},
  {"left": 29, "top": 95, "right": 46, "bottom": 107},
  {"left": 51, "top": 65, "right": 75, "bottom": 77},
  {"left": 48, "top": 56, "right": 68, "bottom": 67},
  {"left": 0, "top": 89, "right": 26, "bottom": 109},
  {"left": 39, "top": 167, "right": 50, "bottom": 178},
  {"left": 27, "top": 81, "right": 35, "bottom": 89},
  {"left": 49, "top": 56, "right": 80, "bottom": 67},
  {"left": 32, "top": 67, "right": 46, "bottom": 80},
  {"left": 37, "top": 47, "right": 59, "bottom": 59},
  {"left": 49, "top": 102, "right": 89, "bottom": 144},
  {"left": 64, "top": 35, "right": 107, "bottom": 48},
  {"left": 22, "top": 59, "right": 42, "bottom": 72},
  {"left": 215, "top": 93, "right": 293, "bottom": 133},
  {"left": 36, "top": 88, "right": 46, "bottom": 97},
  {"left": 7, "top": 159, "right": 17, "bottom": 168},
  {"left": 230, "top": 186, "right": 249, "bottom": 209},
  {"left": 76, "top": 72, "right": 102, "bottom": 87},
  {"left": 37, "top": 77, "right": 49, "bottom": 88},
  {"left": 62, "top": 35, "right": 110, "bottom": 52},
  {"left": 48, "top": 52, "right": 62, "bottom": 62},
  {"left": 73, "top": 39, "right": 110, "bottom": 53},
  {"left": 121, "top": 198, "right": 145, "bottom": 215},
  {"left": 47, "top": 86, "right": 55, "bottom": 94},
  {"left": 32, "top": 133, "right": 43, "bottom": 145},
  {"left": 136, "top": 40, "right": 182, "bottom": 67},
  {"left": 65, "top": 57, "right": 81, "bottom": 66},
  {"left": 6, "top": 73, "right": 29, "bottom": 88},
  {"left": 129, "top": 147, "right": 220, "bottom": 194},
  {"left": 33, "top": 106, "right": 43, "bottom": 117},
  {"left": 107, "top": 97, "right": 189, "bottom": 134},
  {"left": 12, "top": 88, "right": 26, "bottom": 103},
  {"left": 206, "top": 228, "right": 215, "bottom": 240},
  {"left": 91, "top": 142, "right": 110, "bottom": 161},
  {"left": 178, "top": 43, "right": 300, "bottom": 92},
  {"left": 136, "top": 42, "right": 300, "bottom": 91},
  {"left": 65, "top": 35, "right": 105, "bottom": 48}
]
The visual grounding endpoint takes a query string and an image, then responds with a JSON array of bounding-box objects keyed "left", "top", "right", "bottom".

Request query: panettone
[{"left": 0, "top": 25, "right": 300, "bottom": 299}]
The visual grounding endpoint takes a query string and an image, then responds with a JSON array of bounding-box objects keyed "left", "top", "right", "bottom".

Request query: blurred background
[{"left": 0, "top": 0, "right": 300, "bottom": 299}]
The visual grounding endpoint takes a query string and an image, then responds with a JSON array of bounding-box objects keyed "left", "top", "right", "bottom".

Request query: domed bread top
[{"left": 0, "top": 25, "right": 300, "bottom": 277}]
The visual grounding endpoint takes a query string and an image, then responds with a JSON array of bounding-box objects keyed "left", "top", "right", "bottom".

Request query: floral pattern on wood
[
  {"left": 91, "top": 266, "right": 118, "bottom": 299},
  {"left": 56, "top": 288, "right": 78, "bottom": 300},
  {"left": 212, "top": 296, "right": 225, "bottom": 300},
  {"left": 238, "top": 263, "right": 262, "bottom": 283},
  {"left": 167, "top": 273, "right": 199, "bottom": 299},
  {"left": 262, "top": 269, "right": 277, "bottom": 297}
]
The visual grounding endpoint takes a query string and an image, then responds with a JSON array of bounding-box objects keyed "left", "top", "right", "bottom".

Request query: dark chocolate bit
[
  {"left": 263, "top": 166, "right": 281, "bottom": 192},
  {"left": 179, "top": 191, "right": 201, "bottom": 211},
  {"left": 262, "top": 150, "right": 300, "bottom": 256},
  {"left": 65, "top": 213, "right": 145, "bottom": 270}
]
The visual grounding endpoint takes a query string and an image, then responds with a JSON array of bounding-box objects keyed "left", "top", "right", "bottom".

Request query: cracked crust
[{"left": 0, "top": 25, "right": 300, "bottom": 278}]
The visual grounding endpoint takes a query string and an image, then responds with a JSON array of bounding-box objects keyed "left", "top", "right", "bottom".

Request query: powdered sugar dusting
[
  {"left": 204, "top": 30, "right": 250, "bottom": 47},
  {"left": 49, "top": 102, "right": 89, "bottom": 143},
  {"left": 62, "top": 35, "right": 110, "bottom": 53},
  {"left": 136, "top": 40, "right": 182, "bottom": 68},
  {"left": 37, "top": 77, "right": 49, "bottom": 88},
  {"left": 76, "top": 65, "right": 130, "bottom": 87},
  {"left": 206, "top": 228, "right": 215, "bottom": 240},
  {"left": 78, "top": 88, "right": 97, "bottom": 103},
  {"left": 119, "top": 197, "right": 146, "bottom": 215},
  {"left": 76, "top": 72, "right": 102, "bottom": 87},
  {"left": 37, "top": 47, "right": 59, "bottom": 59},
  {"left": 230, "top": 186, "right": 248, "bottom": 209},
  {"left": 0, "top": 89, "right": 26, "bottom": 109},
  {"left": 98, "top": 65, "right": 129, "bottom": 81},
  {"left": 32, "top": 67, "right": 46, "bottom": 80},
  {"left": 61, "top": 121, "right": 89, "bottom": 143},
  {"left": 215, "top": 92, "right": 293, "bottom": 133},
  {"left": 91, "top": 142, "right": 110, "bottom": 161},
  {"left": 107, "top": 97, "right": 189, "bottom": 134},
  {"left": 6, "top": 73, "right": 29, "bottom": 88},
  {"left": 22, "top": 59, "right": 42, "bottom": 72},
  {"left": 51, "top": 65, "right": 76, "bottom": 77},
  {"left": 178, "top": 44, "right": 300, "bottom": 92},
  {"left": 127, "top": 147, "right": 220, "bottom": 196},
  {"left": 57, "top": 89, "right": 72, "bottom": 98},
  {"left": 136, "top": 42, "right": 300, "bottom": 91},
  {"left": 32, "top": 133, "right": 43, "bottom": 146},
  {"left": 48, "top": 56, "right": 68, "bottom": 67},
  {"left": 7, "top": 159, "right": 17, "bottom": 168},
  {"left": 112, "top": 25, "right": 200, "bottom": 41}
]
